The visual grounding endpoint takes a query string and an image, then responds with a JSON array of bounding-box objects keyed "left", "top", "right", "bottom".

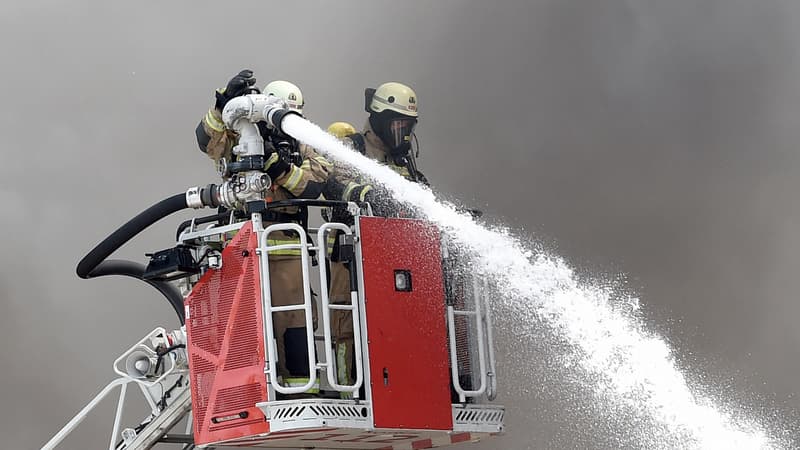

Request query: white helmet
[
  {"left": 264, "top": 80, "right": 304, "bottom": 114},
  {"left": 367, "top": 82, "right": 418, "bottom": 118}
]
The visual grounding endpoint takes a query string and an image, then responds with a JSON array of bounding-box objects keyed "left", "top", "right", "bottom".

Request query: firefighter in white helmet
[
  {"left": 195, "top": 71, "right": 330, "bottom": 396},
  {"left": 264, "top": 80, "right": 305, "bottom": 113},
  {"left": 260, "top": 80, "right": 309, "bottom": 170},
  {"left": 324, "top": 82, "right": 428, "bottom": 392}
]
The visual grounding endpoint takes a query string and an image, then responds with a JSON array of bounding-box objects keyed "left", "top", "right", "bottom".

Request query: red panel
[
  {"left": 185, "top": 222, "right": 270, "bottom": 445},
  {"left": 359, "top": 217, "right": 453, "bottom": 430}
]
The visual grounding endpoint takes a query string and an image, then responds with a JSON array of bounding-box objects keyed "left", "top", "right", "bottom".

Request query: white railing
[
  {"left": 447, "top": 276, "right": 498, "bottom": 403},
  {"left": 112, "top": 328, "right": 180, "bottom": 388},
  {"left": 43, "top": 378, "right": 133, "bottom": 450},
  {"left": 482, "top": 277, "right": 498, "bottom": 401},
  {"left": 177, "top": 212, "right": 244, "bottom": 243},
  {"left": 42, "top": 357, "right": 189, "bottom": 449},
  {"left": 316, "top": 223, "right": 364, "bottom": 396},
  {"left": 257, "top": 220, "right": 367, "bottom": 398},
  {"left": 258, "top": 222, "right": 318, "bottom": 395}
]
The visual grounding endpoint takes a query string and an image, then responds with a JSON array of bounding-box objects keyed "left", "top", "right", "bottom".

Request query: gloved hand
[
  {"left": 457, "top": 207, "right": 483, "bottom": 218},
  {"left": 363, "top": 187, "right": 394, "bottom": 216},
  {"left": 215, "top": 69, "right": 257, "bottom": 111},
  {"left": 264, "top": 143, "right": 291, "bottom": 179}
]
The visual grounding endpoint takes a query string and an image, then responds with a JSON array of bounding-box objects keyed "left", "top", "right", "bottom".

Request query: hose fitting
[
  {"left": 264, "top": 106, "right": 301, "bottom": 136},
  {"left": 185, "top": 186, "right": 204, "bottom": 209},
  {"left": 194, "top": 175, "right": 271, "bottom": 211}
]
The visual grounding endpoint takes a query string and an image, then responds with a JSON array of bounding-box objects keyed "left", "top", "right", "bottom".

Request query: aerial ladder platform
[
  {"left": 43, "top": 201, "right": 503, "bottom": 450},
  {"left": 43, "top": 97, "right": 503, "bottom": 449}
]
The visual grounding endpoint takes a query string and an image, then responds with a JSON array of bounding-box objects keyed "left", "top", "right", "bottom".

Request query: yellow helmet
[
  {"left": 327, "top": 122, "right": 357, "bottom": 139},
  {"left": 367, "top": 82, "right": 418, "bottom": 118},
  {"left": 264, "top": 80, "right": 304, "bottom": 114}
]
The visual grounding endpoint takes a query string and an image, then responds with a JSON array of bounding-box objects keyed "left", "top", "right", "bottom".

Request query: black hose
[
  {"left": 77, "top": 193, "right": 188, "bottom": 279},
  {"left": 76, "top": 192, "right": 193, "bottom": 325},
  {"left": 88, "top": 260, "right": 185, "bottom": 324}
]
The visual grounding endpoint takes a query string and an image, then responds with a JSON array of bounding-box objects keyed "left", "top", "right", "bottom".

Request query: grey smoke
[{"left": 1, "top": 0, "right": 798, "bottom": 448}]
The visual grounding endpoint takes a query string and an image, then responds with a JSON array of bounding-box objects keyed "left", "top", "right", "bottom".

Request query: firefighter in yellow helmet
[
  {"left": 324, "top": 82, "right": 428, "bottom": 391},
  {"left": 327, "top": 122, "right": 357, "bottom": 139},
  {"left": 195, "top": 71, "right": 331, "bottom": 395}
]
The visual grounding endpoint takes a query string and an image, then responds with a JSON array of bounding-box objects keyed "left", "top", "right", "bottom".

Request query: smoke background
[{"left": 1, "top": 0, "right": 799, "bottom": 448}]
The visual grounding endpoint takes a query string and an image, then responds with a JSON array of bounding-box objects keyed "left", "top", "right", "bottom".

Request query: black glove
[
  {"left": 264, "top": 144, "right": 291, "bottom": 179},
  {"left": 414, "top": 169, "right": 430, "bottom": 186},
  {"left": 214, "top": 69, "right": 256, "bottom": 111},
  {"left": 458, "top": 207, "right": 483, "bottom": 218},
  {"left": 363, "top": 187, "right": 395, "bottom": 216}
]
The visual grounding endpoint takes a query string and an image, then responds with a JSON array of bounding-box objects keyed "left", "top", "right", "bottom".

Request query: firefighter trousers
[
  {"left": 329, "top": 261, "right": 355, "bottom": 388},
  {"left": 268, "top": 257, "right": 319, "bottom": 388}
]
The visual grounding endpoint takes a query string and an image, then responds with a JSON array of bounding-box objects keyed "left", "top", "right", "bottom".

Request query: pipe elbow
[
  {"left": 222, "top": 94, "right": 282, "bottom": 129},
  {"left": 221, "top": 96, "right": 255, "bottom": 129}
]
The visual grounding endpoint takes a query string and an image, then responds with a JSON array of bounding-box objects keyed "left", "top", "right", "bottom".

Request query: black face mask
[{"left": 369, "top": 111, "right": 417, "bottom": 155}]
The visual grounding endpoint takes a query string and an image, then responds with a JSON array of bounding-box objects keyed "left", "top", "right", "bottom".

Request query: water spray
[{"left": 276, "top": 113, "right": 781, "bottom": 449}]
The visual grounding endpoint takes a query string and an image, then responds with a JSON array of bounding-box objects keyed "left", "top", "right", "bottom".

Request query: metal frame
[
  {"left": 48, "top": 208, "right": 505, "bottom": 449},
  {"left": 352, "top": 217, "right": 374, "bottom": 407},
  {"left": 257, "top": 222, "right": 319, "bottom": 395},
  {"left": 112, "top": 327, "right": 177, "bottom": 388},
  {"left": 256, "top": 398, "right": 372, "bottom": 432},
  {"left": 253, "top": 211, "right": 371, "bottom": 400},
  {"left": 42, "top": 368, "right": 189, "bottom": 449},
  {"left": 447, "top": 275, "right": 498, "bottom": 403},
  {"left": 482, "top": 278, "right": 498, "bottom": 401},
  {"left": 114, "top": 386, "right": 192, "bottom": 450},
  {"left": 177, "top": 216, "right": 245, "bottom": 243},
  {"left": 316, "top": 223, "right": 365, "bottom": 396},
  {"left": 43, "top": 378, "right": 131, "bottom": 450},
  {"left": 451, "top": 404, "right": 505, "bottom": 434}
]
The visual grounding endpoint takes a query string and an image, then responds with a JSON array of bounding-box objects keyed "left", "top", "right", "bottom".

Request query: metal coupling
[
  {"left": 214, "top": 171, "right": 272, "bottom": 210},
  {"left": 264, "top": 105, "right": 301, "bottom": 136},
  {"left": 185, "top": 186, "right": 204, "bottom": 209}
]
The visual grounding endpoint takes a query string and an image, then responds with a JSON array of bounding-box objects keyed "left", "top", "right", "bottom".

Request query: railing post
[
  {"left": 482, "top": 277, "right": 498, "bottom": 401},
  {"left": 447, "top": 275, "right": 490, "bottom": 402},
  {"left": 108, "top": 382, "right": 128, "bottom": 450},
  {"left": 316, "top": 223, "right": 364, "bottom": 396}
]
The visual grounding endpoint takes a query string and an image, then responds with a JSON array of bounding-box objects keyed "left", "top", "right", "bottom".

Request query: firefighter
[
  {"left": 196, "top": 71, "right": 331, "bottom": 395},
  {"left": 324, "top": 82, "right": 427, "bottom": 390},
  {"left": 326, "top": 82, "right": 427, "bottom": 203},
  {"left": 327, "top": 121, "right": 357, "bottom": 139}
]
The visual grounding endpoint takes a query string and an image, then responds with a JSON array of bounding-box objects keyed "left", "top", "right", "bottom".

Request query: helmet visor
[{"left": 387, "top": 117, "right": 417, "bottom": 150}]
